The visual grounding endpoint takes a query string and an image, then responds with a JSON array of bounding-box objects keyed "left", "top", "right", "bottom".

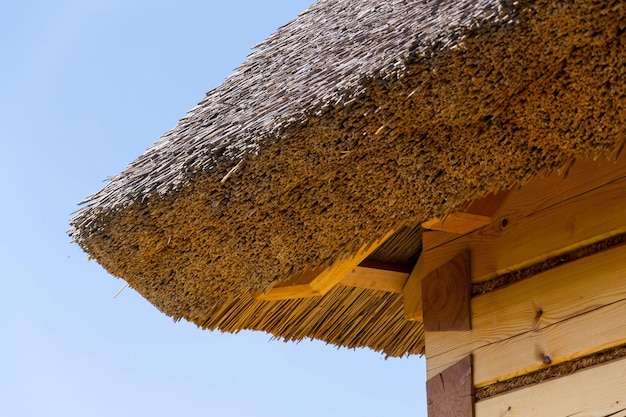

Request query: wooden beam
[
  {"left": 422, "top": 188, "right": 513, "bottom": 234},
  {"left": 338, "top": 261, "right": 410, "bottom": 293},
  {"left": 403, "top": 254, "right": 424, "bottom": 321},
  {"left": 422, "top": 252, "right": 471, "bottom": 332},
  {"left": 424, "top": 156, "right": 626, "bottom": 252},
  {"left": 422, "top": 212, "right": 492, "bottom": 235},
  {"left": 427, "top": 356, "right": 474, "bottom": 417},
  {"left": 439, "top": 297, "right": 626, "bottom": 388},
  {"left": 475, "top": 356, "right": 626, "bottom": 417},
  {"left": 425, "top": 244, "right": 626, "bottom": 386},
  {"left": 423, "top": 174, "right": 626, "bottom": 284},
  {"left": 255, "top": 230, "right": 395, "bottom": 300}
]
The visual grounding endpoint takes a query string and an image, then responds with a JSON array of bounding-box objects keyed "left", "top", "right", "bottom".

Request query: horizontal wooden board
[
  {"left": 422, "top": 188, "right": 513, "bottom": 234},
  {"left": 338, "top": 263, "right": 409, "bottom": 293},
  {"left": 422, "top": 252, "right": 471, "bottom": 332},
  {"left": 423, "top": 173, "right": 626, "bottom": 283},
  {"left": 424, "top": 156, "right": 626, "bottom": 251},
  {"left": 427, "top": 356, "right": 473, "bottom": 417},
  {"left": 470, "top": 298, "right": 626, "bottom": 386},
  {"left": 422, "top": 212, "right": 492, "bottom": 234},
  {"left": 426, "top": 244, "right": 626, "bottom": 386},
  {"left": 475, "top": 356, "right": 626, "bottom": 417}
]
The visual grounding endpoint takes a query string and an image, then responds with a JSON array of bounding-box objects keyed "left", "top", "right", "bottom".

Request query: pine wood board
[
  {"left": 475, "top": 356, "right": 626, "bottom": 417},
  {"left": 423, "top": 173, "right": 626, "bottom": 284},
  {"left": 422, "top": 252, "right": 471, "bottom": 331},
  {"left": 422, "top": 188, "right": 513, "bottom": 234},
  {"left": 466, "top": 298, "right": 626, "bottom": 387},
  {"left": 425, "top": 244, "right": 626, "bottom": 386},
  {"left": 422, "top": 212, "right": 493, "bottom": 235},
  {"left": 403, "top": 254, "right": 424, "bottom": 321},
  {"left": 424, "top": 157, "right": 626, "bottom": 252},
  {"left": 255, "top": 230, "right": 396, "bottom": 300},
  {"left": 338, "top": 263, "right": 410, "bottom": 293},
  {"left": 427, "top": 356, "right": 473, "bottom": 417}
]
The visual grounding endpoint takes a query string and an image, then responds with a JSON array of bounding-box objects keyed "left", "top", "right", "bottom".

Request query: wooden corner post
[
  {"left": 423, "top": 251, "right": 474, "bottom": 417},
  {"left": 427, "top": 356, "right": 474, "bottom": 417},
  {"left": 422, "top": 251, "right": 471, "bottom": 332}
]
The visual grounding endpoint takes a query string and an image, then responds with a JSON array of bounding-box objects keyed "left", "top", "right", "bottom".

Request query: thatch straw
[
  {"left": 71, "top": 0, "right": 626, "bottom": 356},
  {"left": 200, "top": 286, "right": 424, "bottom": 358}
]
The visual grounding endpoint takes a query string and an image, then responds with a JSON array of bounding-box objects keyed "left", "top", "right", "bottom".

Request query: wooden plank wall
[
  {"left": 422, "top": 156, "right": 626, "bottom": 417},
  {"left": 475, "top": 356, "right": 626, "bottom": 417},
  {"left": 426, "top": 244, "right": 626, "bottom": 386}
]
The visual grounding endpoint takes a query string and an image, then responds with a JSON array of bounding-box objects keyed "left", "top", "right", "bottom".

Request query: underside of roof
[{"left": 71, "top": 0, "right": 626, "bottom": 357}]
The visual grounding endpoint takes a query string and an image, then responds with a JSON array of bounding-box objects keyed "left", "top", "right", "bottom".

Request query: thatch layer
[
  {"left": 201, "top": 286, "right": 424, "bottom": 358},
  {"left": 71, "top": 0, "right": 626, "bottom": 356}
]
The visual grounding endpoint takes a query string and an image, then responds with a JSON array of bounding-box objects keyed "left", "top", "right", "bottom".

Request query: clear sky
[{"left": 1, "top": 2, "right": 427, "bottom": 416}]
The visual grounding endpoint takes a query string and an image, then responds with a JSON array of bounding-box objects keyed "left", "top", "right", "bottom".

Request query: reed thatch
[{"left": 70, "top": 0, "right": 626, "bottom": 357}]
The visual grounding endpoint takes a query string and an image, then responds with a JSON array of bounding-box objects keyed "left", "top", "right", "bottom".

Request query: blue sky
[{"left": 0, "top": 2, "right": 426, "bottom": 416}]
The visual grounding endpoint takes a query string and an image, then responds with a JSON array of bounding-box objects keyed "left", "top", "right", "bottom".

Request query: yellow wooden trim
[
  {"left": 422, "top": 212, "right": 492, "bottom": 234},
  {"left": 426, "top": 244, "right": 626, "bottom": 386},
  {"left": 423, "top": 157, "right": 626, "bottom": 252},
  {"left": 423, "top": 174, "right": 626, "bottom": 283},
  {"left": 475, "top": 356, "right": 626, "bottom": 417},
  {"left": 255, "top": 230, "right": 396, "bottom": 300},
  {"left": 422, "top": 188, "right": 513, "bottom": 234},
  {"left": 403, "top": 254, "right": 424, "bottom": 321},
  {"left": 338, "top": 263, "right": 409, "bottom": 294}
]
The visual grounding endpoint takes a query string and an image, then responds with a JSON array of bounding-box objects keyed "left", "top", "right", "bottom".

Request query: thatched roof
[{"left": 71, "top": 0, "right": 626, "bottom": 357}]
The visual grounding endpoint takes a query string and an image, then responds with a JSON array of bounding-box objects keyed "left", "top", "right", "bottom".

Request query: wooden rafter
[
  {"left": 254, "top": 230, "right": 396, "bottom": 301},
  {"left": 423, "top": 173, "right": 626, "bottom": 283},
  {"left": 338, "top": 261, "right": 411, "bottom": 293},
  {"left": 422, "top": 188, "right": 514, "bottom": 235}
]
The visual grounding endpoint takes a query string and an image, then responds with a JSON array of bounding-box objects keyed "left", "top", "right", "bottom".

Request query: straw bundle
[{"left": 71, "top": 0, "right": 626, "bottom": 357}]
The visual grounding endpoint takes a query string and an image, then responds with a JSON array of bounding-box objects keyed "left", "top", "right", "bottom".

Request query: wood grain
[
  {"left": 424, "top": 157, "right": 626, "bottom": 252},
  {"left": 422, "top": 188, "right": 513, "bottom": 234},
  {"left": 424, "top": 173, "right": 626, "bottom": 283},
  {"left": 427, "top": 356, "right": 474, "bottom": 417},
  {"left": 338, "top": 262, "right": 410, "bottom": 293},
  {"left": 475, "top": 356, "right": 626, "bottom": 417},
  {"left": 403, "top": 254, "right": 425, "bottom": 321},
  {"left": 422, "top": 212, "right": 492, "bottom": 235},
  {"left": 423, "top": 252, "right": 471, "bottom": 332},
  {"left": 255, "top": 230, "right": 396, "bottom": 300}
]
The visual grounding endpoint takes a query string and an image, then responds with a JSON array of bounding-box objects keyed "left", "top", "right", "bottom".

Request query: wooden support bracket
[
  {"left": 427, "top": 355, "right": 474, "bottom": 417},
  {"left": 254, "top": 230, "right": 395, "bottom": 301},
  {"left": 338, "top": 261, "right": 410, "bottom": 293},
  {"left": 422, "top": 251, "right": 471, "bottom": 331},
  {"left": 403, "top": 254, "right": 425, "bottom": 321}
]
